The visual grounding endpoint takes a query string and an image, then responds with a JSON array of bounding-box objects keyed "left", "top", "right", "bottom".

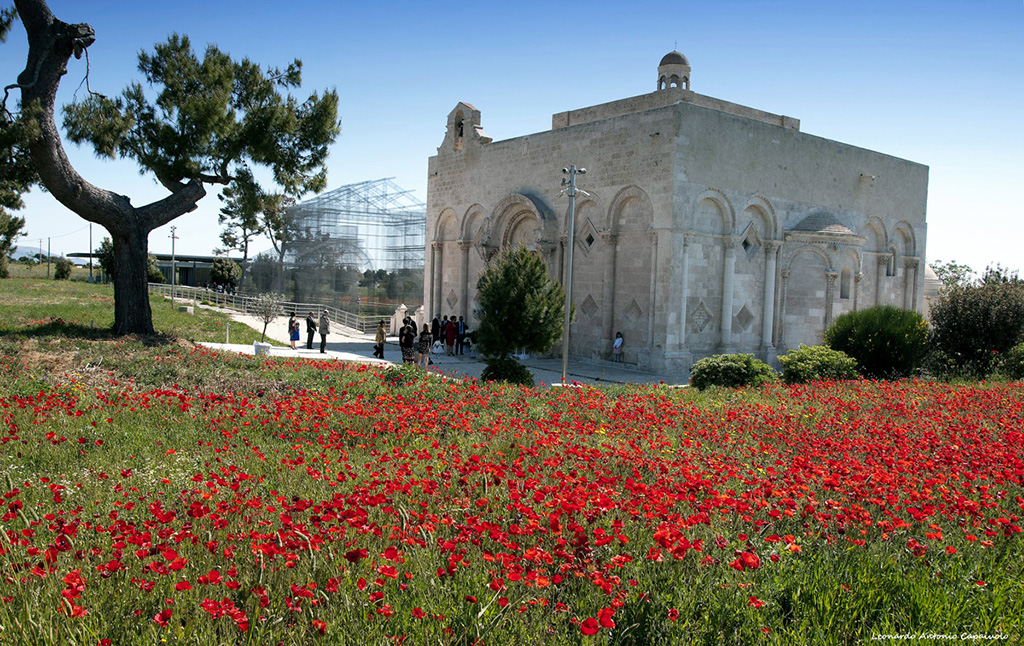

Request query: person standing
[
  {"left": 612, "top": 332, "right": 623, "bottom": 362},
  {"left": 444, "top": 315, "right": 457, "bottom": 355},
  {"left": 374, "top": 320, "right": 386, "bottom": 359},
  {"left": 431, "top": 315, "right": 440, "bottom": 342},
  {"left": 318, "top": 310, "right": 331, "bottom": 354},
  {"left": 455, "top": 316, "right": 466, "bottom": 355},
  {"left": 288, "top": 313, "right": 299, "bottom": 350},
  {"left": 305, "top": 311, "right": 317, "bottom": 350},
  {"left": 417, "top": 325, "right": 433, "bottom": 370},
  {"left": 399, "top": 318, "right": 416, "bottom": 364}
]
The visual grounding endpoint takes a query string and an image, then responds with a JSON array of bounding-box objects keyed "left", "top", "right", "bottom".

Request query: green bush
[
  {"left": 999, "top": 342, "right": 1024, "bottom": 380},
  {"left": 929, "top": 266, "right": 1024, "bottom": 378},
  {"left": 779, "top": 344, "right": 860, "bottom": 384},
  {"left": 823, "top": 306, "right": 930, "bottom": 379},
  {"left": 689, "top": 353, "right": 777, "bottom": 391},
  {"left": 53, "top": 256, "right": 74, "bottom": 280},
  {"left": 480, "top": 357, "right": 535, "bottom": 387}
]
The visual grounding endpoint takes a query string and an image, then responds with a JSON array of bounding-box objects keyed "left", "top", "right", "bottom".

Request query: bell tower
[{"left": 657, "top": 50, "right": 691, "bottom": 91}]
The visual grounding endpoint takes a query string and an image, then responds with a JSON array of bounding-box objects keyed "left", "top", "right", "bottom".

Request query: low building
[{"left": 425, "top": 51, "right": 928, "bottom": 376}]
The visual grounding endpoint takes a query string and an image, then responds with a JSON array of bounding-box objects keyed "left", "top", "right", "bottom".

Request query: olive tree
[{"left": 8, "top": 0, "right": 339, "bottom": 334}]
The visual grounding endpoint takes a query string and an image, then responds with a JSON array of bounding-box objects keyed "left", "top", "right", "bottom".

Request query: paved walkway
[{"left": 199, "top": 308, "right": 674, "bottom": 387}]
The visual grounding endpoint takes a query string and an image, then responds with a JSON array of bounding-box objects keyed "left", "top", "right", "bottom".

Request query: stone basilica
[{"left": 424, "top": 51, "right": 928, "bottom": 377}]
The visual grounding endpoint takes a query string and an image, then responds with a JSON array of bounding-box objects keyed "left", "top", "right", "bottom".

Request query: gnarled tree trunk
[{"left": 14, "top": 0, "right": 204, "bottom": 335}]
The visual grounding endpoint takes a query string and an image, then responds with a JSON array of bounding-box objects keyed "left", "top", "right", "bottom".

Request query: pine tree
[{"left": 474, "top": 245, "right": 566, "bottom": 360}]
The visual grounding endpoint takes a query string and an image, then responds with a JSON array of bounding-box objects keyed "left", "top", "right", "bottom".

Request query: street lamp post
[
  {"left": 559, "top": 165, "right": 587, "bottom": 384},
  {"left": 169, "top": 226, "right": 178, "bottom": 305}
]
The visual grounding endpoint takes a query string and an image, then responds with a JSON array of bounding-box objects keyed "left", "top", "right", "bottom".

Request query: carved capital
[
  {"left": 780, "top": 270, "right": 791, "bottom": 281},
  {"left": 600, "top": 231, "right": 617, "bottom": 245},
  {"left": 826, "top": 271, "right": 839, "bottom": 285},
  {"left": 854, "top": 272, "right": 864, "bottom": 283},
  {"left": 457, "top": 240, "right": 473, "bottom": 252},
  {"left": 904, "top": 257, "right": 920, "bottom": 270},
  {"left": 536, "top": 242, "right": 557, "bottom": 258},
  {"left": 723, "top": 236, "right": 739, "bottom": 250},
  {"left": 764, "top": 240, "right": 782, "bottom": 254}
]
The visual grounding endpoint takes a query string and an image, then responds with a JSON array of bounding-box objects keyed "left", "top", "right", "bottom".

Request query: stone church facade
[{"left": 425, "top": 52, "right": 928, "bottom": 377}]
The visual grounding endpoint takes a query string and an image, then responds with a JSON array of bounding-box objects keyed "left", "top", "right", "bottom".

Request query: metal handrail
[{"left": 147, "top": 283, "right": 383, "bottom": 333}]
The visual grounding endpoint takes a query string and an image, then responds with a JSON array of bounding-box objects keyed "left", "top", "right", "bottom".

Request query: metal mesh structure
[{"left": 286, "top": 178, "right": 425, "bottom": 272}]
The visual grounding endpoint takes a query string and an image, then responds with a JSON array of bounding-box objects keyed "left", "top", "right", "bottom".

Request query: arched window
[{"left": 840, "top": 267, "right": 851, "bottom": 299}]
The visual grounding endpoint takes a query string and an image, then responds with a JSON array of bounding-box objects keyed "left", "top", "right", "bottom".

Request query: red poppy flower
[{"left": 580, "top": 617, "right": 600, "bottom": 636}]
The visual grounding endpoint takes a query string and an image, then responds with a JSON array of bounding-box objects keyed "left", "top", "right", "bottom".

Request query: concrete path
[{"left": 200, "top": 308, "right": 675, "bottom": 387}]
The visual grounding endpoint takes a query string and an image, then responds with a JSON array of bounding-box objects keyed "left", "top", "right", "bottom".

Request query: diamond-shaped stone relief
[
  {"left": 623, "top": 299, "right": 643, "bottom": 326},
  {"left": 691, "top": 301, "right": 713, "bottom": 332},
  {"left": 580, "top": 294, "right": 599, "bottom": 319},
  {"left": 446, "top": 289, "right": 459, "bottom": 311},
  {"left": 736, "top": 304, "right": 755, "bottom": 331}
]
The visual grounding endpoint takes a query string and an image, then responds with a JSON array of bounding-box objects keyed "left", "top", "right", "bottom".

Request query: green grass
[
  {"left": 1, "top": 278, "right": 1022, "bottom": 645},
  {"left": 0, "top": 278, "right": 305, "bottom": 394}
]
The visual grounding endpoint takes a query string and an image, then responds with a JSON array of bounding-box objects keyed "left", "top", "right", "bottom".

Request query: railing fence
[{"left": 147, "top": 283, "right": 390, "bottom": 334}]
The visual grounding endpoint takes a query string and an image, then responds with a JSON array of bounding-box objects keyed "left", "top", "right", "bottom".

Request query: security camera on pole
[{"left": 557, "top": 165, "right": 588, "bottom": 385}]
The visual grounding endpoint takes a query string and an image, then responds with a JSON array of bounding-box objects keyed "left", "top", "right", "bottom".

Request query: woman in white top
[{"left": 612, "top": 332, "right": 623, "bottom": 362}]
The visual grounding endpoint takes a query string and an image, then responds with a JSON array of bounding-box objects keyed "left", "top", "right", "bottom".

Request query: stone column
[
  {"left": 760, "top": 241, "right": 780, "bottom": 350},
  {"left": 428, "top": 243, "right": 437, "bottom": 316},
  {"left": 719, "top": 237, "right": 737, "bottom": 352},
  {"left": 431, "top": 242, "right": 443, "bottom": 318},
  {"left": 904, "top": 257, "right": 919, "bottom": 310},
  {"left": 678, "top": 233, "right": 692, "bottom": 349},
  {"left": 600, "top": 232, "right": 618, "bottom": 344},
  {"left": 538, "top": 242, "right": 558, "bottom": 282},
  {"left": 778, "top": 270, "right": 791, "bottom": 349},
  {"left": 853, "top": 272, "right": 863, "bottom": 311},
  {"left": 825, "top": 271, "right": 839, "bottom": 329},
  {"left": 647, "top": 230, "right": 659, "bottom": 348},
  {"left": 458, "top": 241, "right": 472, "bottom": 320},
  {"left": 876, "top": 256, "right": 888, "bottom": 307}
]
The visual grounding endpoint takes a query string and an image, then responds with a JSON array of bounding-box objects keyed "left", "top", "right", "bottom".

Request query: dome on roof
[
  {"left": 660, "top": 50, "right": 690, "bottom": 67},
  {"left": 790, "top": 212, "right": 856, "bottom": 236}
]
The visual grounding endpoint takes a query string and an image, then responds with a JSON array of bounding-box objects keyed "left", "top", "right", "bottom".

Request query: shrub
[
  {"left": 1000, "top": 342, "right": 1024, "bottom": 380},
  {"left": 929, "top": 267, "right": 1024, "bottom": 379},
  {"left": 53, "top": 256, "right": 74, "bottom": 280},
  {"left": 475, "top": 245, "right": 566, "bottom": 360},
  {"left": 480, "top": 357, "right": 535, "bottom": 387},
  {"left": 212, "top": 257, "right": 241, "bottom": 288},
  {"left": 689, "top": 353, "right": 777, "bottom": 391},
  {"left": 823, "top": 306, "right": 930, "bottom": 379},
  {"left": 779, "top": 344, "right": 859, "bottom": 384}
]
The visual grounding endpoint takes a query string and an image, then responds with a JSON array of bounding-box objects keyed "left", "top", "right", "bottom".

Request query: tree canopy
[{"left": 9, "top": 0, "right": 340, "bottom": 334}]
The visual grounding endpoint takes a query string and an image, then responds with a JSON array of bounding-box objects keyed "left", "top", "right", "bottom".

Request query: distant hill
[{"left": 9, "top": 246, "right": 89, "bottom": 265}]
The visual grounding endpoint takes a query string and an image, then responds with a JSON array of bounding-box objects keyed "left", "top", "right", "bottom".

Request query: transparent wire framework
[{"left": 286, "top": 178, "right": 425, "bottom": 272}]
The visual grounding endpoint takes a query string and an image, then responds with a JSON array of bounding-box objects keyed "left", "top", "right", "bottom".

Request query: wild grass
[{"left": 0, "top": 278, "right": 1021, "bottom": 645}]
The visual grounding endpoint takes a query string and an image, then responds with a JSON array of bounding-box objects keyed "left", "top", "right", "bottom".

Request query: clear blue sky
[{"left": 3, "top": 0, "right": 1022, "bottom": 275}]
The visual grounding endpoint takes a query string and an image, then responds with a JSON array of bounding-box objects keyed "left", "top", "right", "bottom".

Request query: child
[{"left": 612, "top": 332, "right": 623, "bottom": 362}]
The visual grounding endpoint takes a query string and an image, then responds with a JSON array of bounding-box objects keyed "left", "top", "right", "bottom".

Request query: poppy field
[{"left": 0, "top": 287, "right": 1022, "bottom": 645}]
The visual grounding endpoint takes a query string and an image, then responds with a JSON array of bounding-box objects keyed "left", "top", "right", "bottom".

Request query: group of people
[
  {"left": 286, "top": 310, "right": 624, "bottom": 365},
  {"left": 286, "top": 310, "right": 331, "bottom": 353},
  {"left": 430, "top": 315, "right": 468, "bottom": 356},
  {"left": 379, "top": 314, "right": 469, "bottom": 369},
  {"left": 394, "top": 317, "right": 430, "bottom": 369}
]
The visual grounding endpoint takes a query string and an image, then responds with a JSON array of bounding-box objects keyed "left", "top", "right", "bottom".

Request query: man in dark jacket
[{"left": 305, "top": 312, "right": 317, "bottom": 350}]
